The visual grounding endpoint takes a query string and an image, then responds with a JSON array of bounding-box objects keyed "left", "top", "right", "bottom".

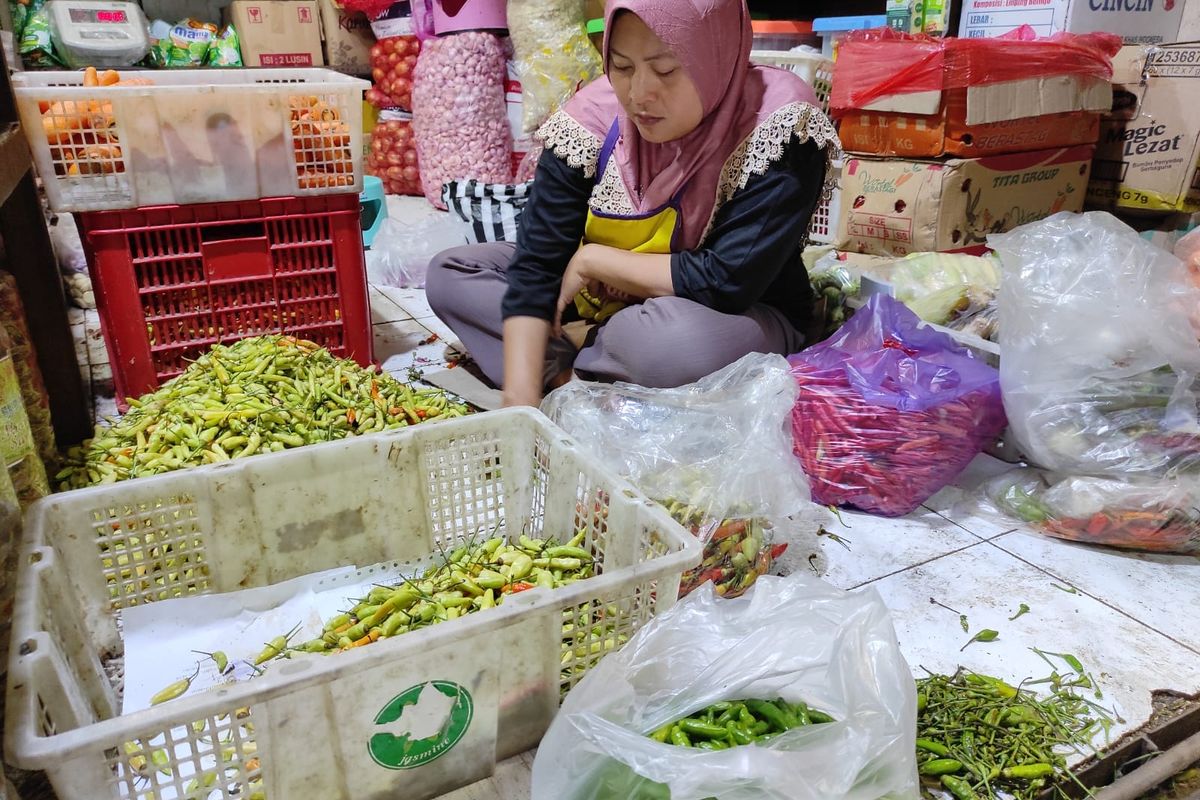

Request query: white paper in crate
[
  {"left": 121, "top": 562, "right": 423, "bottom": 714},
  {"left": 531, "top": 574, "right": 919, "bottom": 800}
]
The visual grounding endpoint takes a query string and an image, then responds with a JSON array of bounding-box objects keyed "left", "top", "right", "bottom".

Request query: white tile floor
[{"left": 74, "top": 197, "right": 1200, "bottom": 799}]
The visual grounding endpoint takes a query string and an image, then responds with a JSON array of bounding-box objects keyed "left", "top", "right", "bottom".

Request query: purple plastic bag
[
  {"left": 803, "top": 293, "right": 1003, "bottom": 412},
  {"left": 788, "top": 294, "right": 1007, "bottom": 516}
]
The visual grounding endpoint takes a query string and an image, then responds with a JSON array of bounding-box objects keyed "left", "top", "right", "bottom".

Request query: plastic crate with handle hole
[
  {"left": 78, "top": 191, "right": 373, "bottom": 403},
  {"left": 749, "top": 51, "right": 840, "bottom": 244},
  {"left": 12, "top": 68, "right": 368, "bottom": 213},
  {"left": 6, "top": 408, "right": 701, "bottom": 800}
]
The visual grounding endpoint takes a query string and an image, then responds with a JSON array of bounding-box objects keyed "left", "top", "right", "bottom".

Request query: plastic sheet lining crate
[
  {"left": 6, "top": 408, "right": 701, "bottom": 800},
  {"left": 12, "top": 69, "right": 368, "bottom": 213},
  {"left": 78, "top": 192, "right": 373, "bottom": 402}
]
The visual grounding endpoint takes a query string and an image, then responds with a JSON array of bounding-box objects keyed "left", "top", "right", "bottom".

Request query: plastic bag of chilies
[
  {"left": 543, "top": 353, "right": 810, "bottom": 599},
  {"left": 788, "top": 293, "right": 1006, "bottom": 517},
  {"left": 531, "top": 573, "right": 919, "bottom": 800},
  {"left": 981, "top": 211, "right": 1200, "bottom": 554}
]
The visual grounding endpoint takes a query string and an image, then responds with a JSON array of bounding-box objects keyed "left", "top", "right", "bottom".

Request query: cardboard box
[
  {"left": 833, "top": 36, "right": 1112, "bottom": 158},
  {"left": 1088, "top": 42, "right": 1200, "bottom": 213},
  {"left": 226, "top": 0, "right": 323, "bottom": 67},
  {"left": 957, "top": 0, "right": 1184, "bottom": 44},
  {"left": 318, "top": 0, "right": 374, "bottom": 75},
  {"left": 835, "top": 145, "right": 1094, "bottom": 256}
]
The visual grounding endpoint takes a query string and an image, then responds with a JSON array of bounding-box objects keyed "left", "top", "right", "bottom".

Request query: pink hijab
[{"left": 562, "top": 0, "right": 820, "bottom": 250}]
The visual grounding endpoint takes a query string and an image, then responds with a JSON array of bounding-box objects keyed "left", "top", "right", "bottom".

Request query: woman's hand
[{"left": 555, "top": 246, "right": 593, "bottom": 336}]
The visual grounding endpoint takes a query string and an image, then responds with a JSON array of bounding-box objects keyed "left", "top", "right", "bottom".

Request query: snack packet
[
  {"left": 205, "top": 24, "right": 241, "bottom": 66},
  {"left": 151, "top": 18, "right": 217, "bottom": 67}
]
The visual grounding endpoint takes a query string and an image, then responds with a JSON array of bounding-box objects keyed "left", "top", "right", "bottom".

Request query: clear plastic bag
[
  {"left": 530, "top": 573, "right": 919, "bottom": 800},
  {"left": 507, "top": 0, "right": 602, "bottom": 134},
  {"left": 542, "top": 353, "right": 811, "bottom": 598},
  {"left": 789, "top": 294, "right": 1006, "bottom": 517},
  {"left": 365, "top": 215, "right": 466, "bottom": 289},
  {"left": 884, "top": 251, "right": 1001, "bottom": 326},
  {"left": 989, "top": 211, "right": 1200, "bottom": 477},
  {"left": 986, "top": 469, "right": 1200, "bottom": 555}
]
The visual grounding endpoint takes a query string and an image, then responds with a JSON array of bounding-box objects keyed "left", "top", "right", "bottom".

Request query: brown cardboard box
[
  {"left": 226, "top": 0, "right": 324, "bottom": 67},
  {"left": 1088, "top": 42, "right": 1200, "bottom": 214},
  {"left": 833, "top": 35, "right": 1112, "bottom": 159},
  {"left": 319, "top": 0, "right": 374, "bottom": 76},
  {"left": 836, "top": 145, "right": 1094, "bottom": 257}
]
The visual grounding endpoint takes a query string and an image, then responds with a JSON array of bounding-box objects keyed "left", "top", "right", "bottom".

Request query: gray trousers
[{"left": 425, "top": 242, "right": 805, "bottom": 389}]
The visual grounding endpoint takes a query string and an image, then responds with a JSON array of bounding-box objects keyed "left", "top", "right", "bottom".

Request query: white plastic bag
[
  {"left": 531, "top": 573, "right": 919, "bottom": 800},
  {"left": 365, "top": 215, "right": 467, "bottom": 289},
  {"left": 989, "top": 211, "right": 1200, "bottom": 477},
  {"left": 542, "top": 353, "right": 812, "bottom": 598}
]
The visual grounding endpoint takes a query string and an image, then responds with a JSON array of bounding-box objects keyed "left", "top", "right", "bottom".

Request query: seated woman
[{"left": 426, "top": 0, "right": 840, "bottom": 407}]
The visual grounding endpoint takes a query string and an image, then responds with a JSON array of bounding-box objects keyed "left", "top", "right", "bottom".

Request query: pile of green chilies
[
  {"left": 58, "top": 335, "right": 468, "bottom": 489},
  {"left": 650, "top": 698, "right": 835, "bottom": 751},
  {"left": 916, "top": 670, "right": 1108, "bottom": 800}
]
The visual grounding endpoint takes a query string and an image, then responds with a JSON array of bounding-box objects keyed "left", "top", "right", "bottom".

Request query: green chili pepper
[
  {"left": 745, "top": 699, "right": 793, "bottom": 732},
  {"left": 150, "top": 663, "right": 200, "bottom": 706},
  {"left": 670, "top": 727, "right": 691, "bottom": 747},
  {"left": 677, "top": 719, "right": 729, "bottom": 740},
  {"left": 1001, "top": 764, "right": 1055, "bottom": 780},
  {"left": 920, "top": 759, "right": 965, "bottom": 776},
  {"left": 650, "top": 723, "right": 674, "bottom": 743},
  {"left": 916, "top": 738, "right": 950, "bottom": 756},
  {"left": 940, "top": 775, "right": 978, "bottom": 800}
]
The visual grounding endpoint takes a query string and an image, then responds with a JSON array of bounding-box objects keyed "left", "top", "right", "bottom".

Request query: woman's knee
[
  {"left": 598, "top": 298, "right": 720, "bottom": 387},
  {"left": 424, "top": 245, "right": 476, "bottom": 312}
]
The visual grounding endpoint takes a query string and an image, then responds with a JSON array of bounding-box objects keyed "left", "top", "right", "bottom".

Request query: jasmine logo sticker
[{"left": 369, "top": 681, "right": 473, "bottom": 770}]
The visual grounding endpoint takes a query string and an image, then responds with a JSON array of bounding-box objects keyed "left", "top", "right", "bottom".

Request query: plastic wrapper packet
[
  {"left": 789, "top": 293, "right": 1006, "bottom": 517},
  {"left": 542, "top": 353, "right": 811, "bottom": 599},
  {"left": 149, "top": 18, "right": 218, "bottom": 68},
  {"left": 986, "top": 469, "right": 1200, "bottom": 555},
  {"left": 989, "top": 211, "right": 1200, "bottom": 479},
  {"left": 205, "top": 25, "right": 241, "bottom": 67},
  {"left": 16, "top": 0, "right": 59, "bottom": 67},
  {"left": 411, "top": 32, "right": 512, "bottom": 210},
  {"left": 531, "top": 573, "right": 919, "bottom": 800},
  {"left": 507, "top": 0, "right": 602, "bottom": 134}
]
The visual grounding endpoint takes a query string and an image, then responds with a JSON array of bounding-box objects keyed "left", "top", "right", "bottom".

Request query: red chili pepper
[
  {"left": 504, "top": 581, "right": 534, "bottom": 594},
  {"left": 770, "top": 543, "right": 788, "bottom": 559}
]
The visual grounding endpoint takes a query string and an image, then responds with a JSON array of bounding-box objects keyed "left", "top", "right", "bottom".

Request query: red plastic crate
[{"left": 78, "top": 193, "right": 373, "bottom": 402}]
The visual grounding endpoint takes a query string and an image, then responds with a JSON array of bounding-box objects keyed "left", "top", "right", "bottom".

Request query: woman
[{"left": 426, "top": 0, "right": 840, "bottom": 407}]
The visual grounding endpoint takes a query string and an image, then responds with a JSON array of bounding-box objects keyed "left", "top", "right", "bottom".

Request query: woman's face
[{"left": 607, "top": 12, "right": 704, "bottom": 144}]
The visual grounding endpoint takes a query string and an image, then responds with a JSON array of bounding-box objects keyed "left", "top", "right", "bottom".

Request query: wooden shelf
[{"left": 0, "top": 122, "right": 30, "bottom": 206}]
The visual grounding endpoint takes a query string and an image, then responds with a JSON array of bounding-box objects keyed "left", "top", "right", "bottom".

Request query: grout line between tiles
[
  {"left": 982, "top": 537, "right": 1200, "bottom": 657},
  {"left": 924, "top": 506, "right": 1019, "bottom": 542},
  {"left": 845, "top": 537, "right": 996, "bottom": 591}
]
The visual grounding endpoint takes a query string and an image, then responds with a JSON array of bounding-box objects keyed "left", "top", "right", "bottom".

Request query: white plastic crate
[
  {"left": 809, "top": 159, "right": 843, "bottom": 245},
  {"left": 6, "top": 408, "right": 701, "bottom": 800},
  {"left": 749, "top": 49, "right": 833, "bottom": 113},
  {"left": 13, "top": 68, "right": 368, "bottom": 213}
]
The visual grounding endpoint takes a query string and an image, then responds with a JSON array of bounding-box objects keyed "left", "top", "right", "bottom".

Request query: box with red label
[
  {"left": 835, "top": 145, "right": 1094, "bottom": 257},
  {"left": 226, "top": 0, "right": 324, "bottom": 67},
  {"left": 831, "top": 28, "right": 1118, "bottom": 158}
]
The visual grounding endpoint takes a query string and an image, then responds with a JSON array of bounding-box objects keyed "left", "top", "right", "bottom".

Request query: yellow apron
[{"left": 573, "top": 120, "right": 682, "bottom": 323}]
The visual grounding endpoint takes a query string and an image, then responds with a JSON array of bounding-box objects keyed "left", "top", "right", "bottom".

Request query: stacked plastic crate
[{"left": 12, "top": 69, "right": 374, "bottom": 402}]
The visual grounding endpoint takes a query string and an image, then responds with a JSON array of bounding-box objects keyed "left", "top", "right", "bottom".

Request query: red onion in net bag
[
  {"left": 788, "top": 294, "right": 1006, "bottom": 517},
  {"left": 412, "top": 31, "right": 513, "bottom": 209},
  {"left": 368, "top": 116, "right": 422, "bottom": 196}
]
